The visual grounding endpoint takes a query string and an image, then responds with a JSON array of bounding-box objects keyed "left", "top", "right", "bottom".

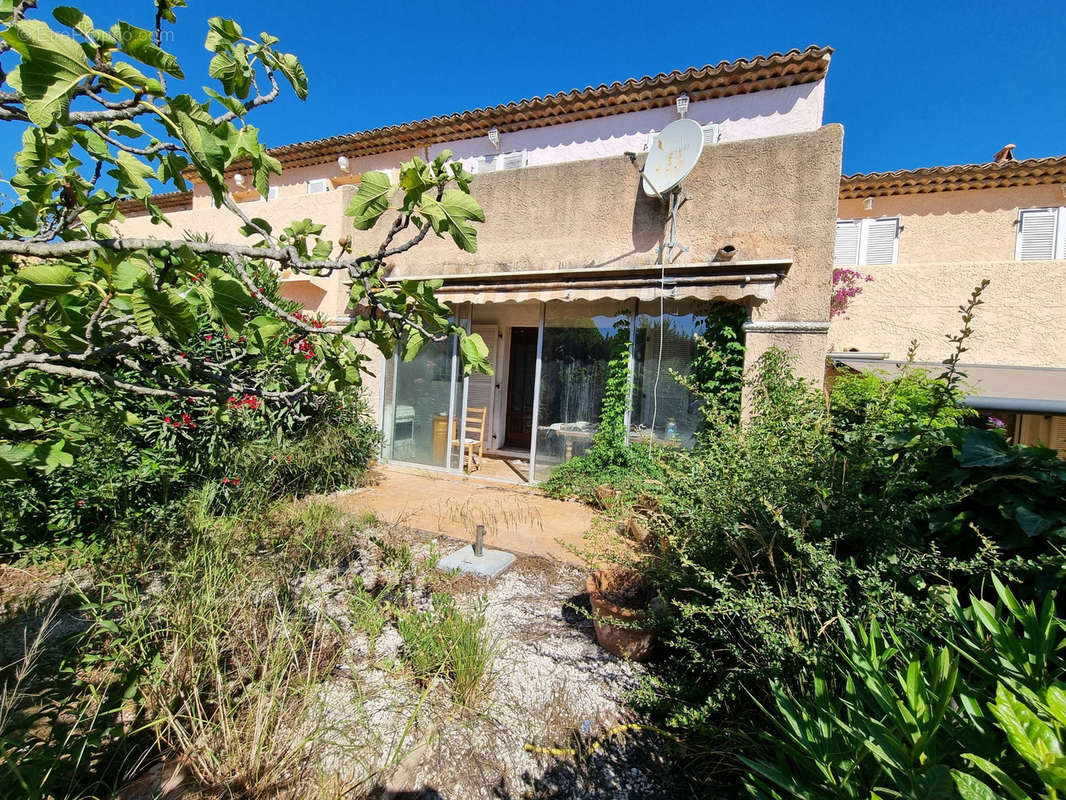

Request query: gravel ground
[
  {"left": 1, "top": 524, "right": 689, "bottom": 799},
  {"left": 293, "top": 529, "right": 685, "bottom": 799}
]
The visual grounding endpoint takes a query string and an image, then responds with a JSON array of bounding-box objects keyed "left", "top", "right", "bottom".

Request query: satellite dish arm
[{"left": 640, "top": 168, "right": 665, "bottom": 199}]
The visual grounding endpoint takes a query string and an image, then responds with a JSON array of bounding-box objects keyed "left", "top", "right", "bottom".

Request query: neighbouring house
[
  {"left": 830, "top": 154, "right": 1066, "bottom": 455},
  {"left": 118, "top": 46, "right": 845, "bottom": 482}
]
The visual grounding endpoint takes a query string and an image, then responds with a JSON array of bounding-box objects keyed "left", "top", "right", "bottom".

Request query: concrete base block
[{"left": 437, "top": 545, "right": 515, "bottom": 579}]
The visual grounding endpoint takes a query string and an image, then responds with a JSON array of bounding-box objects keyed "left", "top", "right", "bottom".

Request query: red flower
[
  {"left": 221, "top": 477, "right": 230, "bottom": 484},
  {"left": 204, "top": 334, "right": 213, "bottom": 341},
  {"left": 76, "top": 500, "right": 85, "bottom": 507},
  {"left": 163, "top": 416, "right": 172, "bottom": 424}
]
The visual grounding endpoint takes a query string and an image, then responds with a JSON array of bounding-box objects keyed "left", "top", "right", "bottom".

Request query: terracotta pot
[{"left": 586, "top": 568, "right": 655, "bottom": 662}]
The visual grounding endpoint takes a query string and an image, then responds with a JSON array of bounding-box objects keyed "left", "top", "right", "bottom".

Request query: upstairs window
[
  {"left": 1016, "top": 207, "right": 1066, "bottom": 260},
  {"left": 471, "top": 149, "right": 528, "bottom": 174},
  {"left": 647, "top": 123, "right": 720, "bottom": 151},
  {"left": 834, "top": 217, "right": 900, "bottom": 266},
  {"left": 306, "top": 178, "right": 330, "bottom": 194}
]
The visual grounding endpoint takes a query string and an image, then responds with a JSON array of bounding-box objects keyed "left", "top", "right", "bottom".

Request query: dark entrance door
[{"left": 504, "top": 327, "right": 538, "bottom": 449}]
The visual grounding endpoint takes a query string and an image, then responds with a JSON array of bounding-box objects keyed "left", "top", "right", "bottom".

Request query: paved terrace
[{"left": 329, "top": 466, "right": 600, "bottom": 564}]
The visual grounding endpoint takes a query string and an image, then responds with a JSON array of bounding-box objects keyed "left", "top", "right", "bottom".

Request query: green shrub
[{"left": 742, "top": 575, "right": 1066, "bottom": 800}]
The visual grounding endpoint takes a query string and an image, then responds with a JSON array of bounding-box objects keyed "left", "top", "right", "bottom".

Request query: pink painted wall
[{"left": 191, "top": 79, "right": 825, "bottom": 206}]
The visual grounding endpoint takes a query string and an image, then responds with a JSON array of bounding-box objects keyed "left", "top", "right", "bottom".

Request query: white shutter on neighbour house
[
  {"left": 834, "top": 220, "right": 861, "bottom": 266},
  {"left": 835, "top": 218, "right": 900, "bottom": 266},
  {"left": 860, "top": 217, "right": 900, "bottom": 265},
  {"left": 701, "top": 123, "right": 721, "bottom": 145},
  {"left": 1016, "top": 208, "right": 1059, "bottom": 260}
]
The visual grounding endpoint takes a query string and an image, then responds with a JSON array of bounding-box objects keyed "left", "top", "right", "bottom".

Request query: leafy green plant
[
  {"left": 397, "top": 593, "right": 495, "bottom": 707},
  {"left": 0, "top": 2, "right": 492, "bottom": 481},
  {"left": 955, "top": 683, "right": 1066, "bottom": 800},
  {"left": 743, "top": 620, "right": 962, "bottom": 799},
  {"left": 743, "top": 575, "right": 1066, "bottom": 800}
]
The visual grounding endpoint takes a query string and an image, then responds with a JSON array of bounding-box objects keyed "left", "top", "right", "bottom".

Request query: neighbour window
[
  {"left": 266, "top": 186, "right": 279, "bottom": 201},
  {"left": 834, "top": 217, "right": 901, "bottom": 266},
  {"left": 1016, "top": 207, "right": 1066, "bottom": 260},
  {"left": 306, "top": 178, "right": 329, "bottom": 194}
]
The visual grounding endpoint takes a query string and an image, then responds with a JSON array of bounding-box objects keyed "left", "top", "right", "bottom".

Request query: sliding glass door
[
  {"left": 532, "top": 300, "right": 630, "bottom": 481},
  {"left": 381, "top": 334, "right": 458, "bottom": 468}
]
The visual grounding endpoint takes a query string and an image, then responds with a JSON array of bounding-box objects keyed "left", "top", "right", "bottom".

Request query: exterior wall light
[
  {"left": 676, "top": 93, "right": 689, "bottom": 118},
  {"left": 233, "top": 173, "right": 245, "bottom": 188},
  {"left": 487, "top": 126, "right": 500, "bottom": 150},
  {"left": 337, "top": 155, "right": 350, "bottom": 174}
]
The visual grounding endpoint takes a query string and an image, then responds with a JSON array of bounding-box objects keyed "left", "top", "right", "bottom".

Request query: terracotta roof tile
[
  {"left": 262, "top": 45, "right": 832, "bottom": 171},
  {"left": 116, "top": 190, "right": 192, "bottom": 216},
  {"left": 840, "top": 156, "right": 1066, "bottom": 199}
]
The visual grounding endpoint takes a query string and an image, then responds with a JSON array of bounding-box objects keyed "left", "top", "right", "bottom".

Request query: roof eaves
[
  {"left": 205, "top": 45, "right": 831, "bottom": 177},
  {"left": 840, "top": 155, "right": 1066, "bottom": 199}
]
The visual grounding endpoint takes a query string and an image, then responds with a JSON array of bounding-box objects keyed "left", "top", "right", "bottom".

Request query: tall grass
[
  {"left": 73, "top": 500, "right": 370, "bottom": 797},
  {"left": 0, "top": 595, "right": 149, "bottom": 800},
  {"left": 397, "top": 593, "right": 495, "bottom": 707}
]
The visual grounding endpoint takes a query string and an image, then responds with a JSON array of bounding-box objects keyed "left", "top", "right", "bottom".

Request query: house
[
  {"left": 830, "top": 154, "right": 1066, "bottom": 454},
  {"left": 118, "top": 46, "right": 845, "bottom": 482}
]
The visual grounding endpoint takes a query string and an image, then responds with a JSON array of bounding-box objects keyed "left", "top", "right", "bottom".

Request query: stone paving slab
[{"left": 329, "top": 467, "right": 599, "bottom": 563}]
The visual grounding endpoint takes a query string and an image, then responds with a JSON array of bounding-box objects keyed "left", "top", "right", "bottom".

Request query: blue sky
[{"left": 3, "top": 0, "right": 1065, "bottom": 175}]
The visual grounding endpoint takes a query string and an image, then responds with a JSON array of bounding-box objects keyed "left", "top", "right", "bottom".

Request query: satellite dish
[{"left": 642, "top": 118, "right": 704, "bottom": 197}]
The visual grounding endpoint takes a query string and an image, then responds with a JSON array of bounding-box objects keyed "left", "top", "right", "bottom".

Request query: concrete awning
[
  {"left": 392, "top": 259, "right": 792, "bottom": 305},
  {"left": 831, "top": 355, "right": 1066, "bottom": 414}
]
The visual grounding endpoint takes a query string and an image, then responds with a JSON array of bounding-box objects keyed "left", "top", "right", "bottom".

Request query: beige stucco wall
[
  {"left": 839, "top": 184, "right": 1066, "bottom": 264},
  {"left": 349, "top": 124, "right": 845, "bottom": 384},
  {"left": 118, "top": 189, "right": 355, "bottom": 318},
  {"left": 829, "top": 259, "right": 1066, "bottom": 367},
  {"left": 119, "top": 126, "right": 844, "bottom": 408}
]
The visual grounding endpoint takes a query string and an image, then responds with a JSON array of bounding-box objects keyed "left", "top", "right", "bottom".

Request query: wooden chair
[{"left": 452, "top": 406, "right": 487, "bottom": 472}]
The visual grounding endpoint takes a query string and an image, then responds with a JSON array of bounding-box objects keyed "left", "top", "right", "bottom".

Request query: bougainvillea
[{"left": 831, "top": 268, "right": 874, "bottom": 318}]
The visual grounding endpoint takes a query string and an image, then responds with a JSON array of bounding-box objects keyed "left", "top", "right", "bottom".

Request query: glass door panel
[
  {"left": 381, "top": 334, "right": 456, "bottom": 468},
  {"left": 533, "top": 300, "right": 629, "bottom": 481}
]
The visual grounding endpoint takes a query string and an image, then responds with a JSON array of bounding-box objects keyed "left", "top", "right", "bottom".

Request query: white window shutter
[
  {"left": 834, "top": 220, "right": 861, "bottom": 266},
  {"left": 499, "top": 150, "right": 527, "bottom": 170},
  {"left": 860, "top": 217, "right": 900, "bottom": 265},
  {"left": 306, "top": 178, "right": 329, "bottom": 194},
  {"left": 701, "top": 123, "right": 720, "bottom": 145},
  {"left": 646, "top": 131, "right": 658, "bottom": 151},
  {"left": 1057, "top": 208, "right": 1066, "bottom": 259},
  {"left": 473, "top": 155, "right": 497, "bottom": 174},
  {"left": 266, "top": 186, "right": 279, "bottom": 201},
  {"left": 1016, "top": 208, "right": 1057, "bottom": 260}
]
